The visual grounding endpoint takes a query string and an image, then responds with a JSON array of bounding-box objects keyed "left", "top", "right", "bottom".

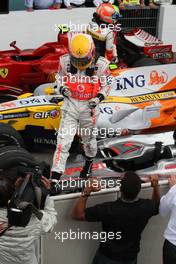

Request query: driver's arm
[
  {"left": 55, "top": 61, "right": 65, "bottom": 94},
  {"left": 96, "top": 57, "right": 112, "bottom": 100},
  {"left": 106, "top": 31, "right": 117, "bottom": 61},
  {"left": 71, "top": 178, "right": 101, "bottom": 221}
]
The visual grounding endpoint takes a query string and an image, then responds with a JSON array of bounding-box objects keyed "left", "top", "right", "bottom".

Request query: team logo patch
[
  {"left": 77, "top": 84, "right": 85, "bottom": 92},
  {"left": 0, "top": 68, "right": 8, "bottom": 78},
  {"left": 149, "top": 70, "right": 168, "bottom": 85},
  {"left": 50, "top": 110, "right": 59, "bottom": 118}
]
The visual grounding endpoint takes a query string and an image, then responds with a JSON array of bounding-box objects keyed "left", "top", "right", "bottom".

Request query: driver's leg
[
  {"left": 79, "top": 107, "right": 99, "bottom": 178},
  {"left": 51, "top": 110, "right": 78, "bottom": 178}
]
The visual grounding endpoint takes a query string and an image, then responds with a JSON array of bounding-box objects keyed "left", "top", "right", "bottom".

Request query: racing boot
[
  {"left": 80, "top": 157, "right": 94, "bottom": 178},
  {"left": 50, "top": 171, "right": 62, "bottom": 196}
]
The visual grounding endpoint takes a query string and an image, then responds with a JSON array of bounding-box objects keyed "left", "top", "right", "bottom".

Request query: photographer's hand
[
  {"left": 41, "top": 176, "right": 51, "bottom": 190},
  {"left": 83, "top": 177, "right": 101, "bottom": 196},
  {"left": 151, "top": 175, "right": 160, "bottom": 203},
  {"left": 15, "top": 177, "right": 24, "bottom": 187},
  {"left": 71, "top": 177, "right": 101, "bottom": 221}
]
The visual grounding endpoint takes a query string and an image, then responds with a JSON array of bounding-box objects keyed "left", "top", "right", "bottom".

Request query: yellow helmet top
[{"left": 69, "top": 34, "right": 95, "bottom": 70}]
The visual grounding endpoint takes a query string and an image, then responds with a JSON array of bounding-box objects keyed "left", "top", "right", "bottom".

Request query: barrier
[
  {"left": 9, "top": 0, "right": 24, "bottom": 11},
  {"left": 40, "top": 182, "right": 169, "bottom": 264},
  {"left": 0, "top": 6, "right": 175, "bottom": 51},
  {"left": 8, "top": 3, "right": 159, "bottom": 36},
  {"left": 119, "top": 8, "right": 159, "bottom": 35},
  {"left": 158, "top": 5, "right": 176, "bottom": 50}
]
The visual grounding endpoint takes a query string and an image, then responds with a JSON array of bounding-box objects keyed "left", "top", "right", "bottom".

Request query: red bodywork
[
  {"left": 144, "top": 44, "right": 173, "bottom": 63},
  {"left": 0, "top": 37, "right": 69, "bottom": 93},
  {"left": 0, "top": 85, "right": 23, "bottom": 102},
  {"left": 0, "top": 29, "right": 175, "bottom": 99}
]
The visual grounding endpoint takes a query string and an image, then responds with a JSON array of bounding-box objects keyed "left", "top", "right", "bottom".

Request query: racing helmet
[
  {"left": 69, "top": 33, "right": 95, "bottom": 71},
  {"left": 96, "top": 3, "right": 121, "bottom": 24}
]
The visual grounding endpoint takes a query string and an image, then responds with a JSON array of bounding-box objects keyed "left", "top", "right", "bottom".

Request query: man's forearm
[
  {"left": 71, "top": 196, "right": 89, "bottom": 221},
  {"left": 152, "top": 186, "right": 160, "bottom": 203}
]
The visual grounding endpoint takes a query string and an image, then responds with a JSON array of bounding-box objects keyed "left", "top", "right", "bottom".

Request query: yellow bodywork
[{"left": 0, "top": 95, "right": 62, "bottom": 131}]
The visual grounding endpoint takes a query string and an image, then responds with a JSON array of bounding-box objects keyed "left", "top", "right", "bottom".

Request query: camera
[{"left": 7, "top": 163, "right": 49, "bottom": 227}]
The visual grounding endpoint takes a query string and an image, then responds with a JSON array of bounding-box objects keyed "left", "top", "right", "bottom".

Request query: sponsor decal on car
[
  {"left": 130, "top": 91, "right": 176, "bottom": 103},
  {"left": 148, "top": 70, "right": 168, "bottom": 85},
  {"left": 19, "top": 97, "right": 48, "bottom": 105},
  {"left": 0, "top": 112, "right": 30, "bottom": 120},
  {"left": 115, "top": 75, "right": 146, "bottom": 90},
  {"left": 0, "top": 102, "right": 16, "bottom": 110},
  {"left": 0, "top": 68, "right": 8, "bottom": 78},
  {"left": 100, "top": 106, "right": 113, "bottom": 115},
  {"left": 153, "top": 53, "right": 172, "bottom": 60},
  {"left": 33, "top": 137, "right": 56, "bottom": 145},
  {"left": 33, "top": 110, "right": 59, "bottom": 119},
  {"left": 110, "top": 64, "right": 176, "bottom": 96},
  {"left": 105, "top": 91, "right": 176, "bottom": 104},
  {"left": 0, "top": 96, "right": 53, "bottom": 111}
]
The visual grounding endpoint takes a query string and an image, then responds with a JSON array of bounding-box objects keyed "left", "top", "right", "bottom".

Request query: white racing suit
[
  {"left": 51, "top": 54, "right": 111, "bottom": 174},
  {"left": 87, "top": 21, "right": 118, "bottom": 62}
]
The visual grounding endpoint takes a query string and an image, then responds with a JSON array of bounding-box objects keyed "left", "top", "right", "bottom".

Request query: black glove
[
  {"left": 60, "top": 86, "right": 71, "bottom": 97},
  {"left": 88, "top": 97, "right": 100, "bottom": 109},
  {"left": 88, "top": 93, "right": 105, "bottom": 109},
  {"left": 111, "top": 57, "right": 119, "bottom": 64}
]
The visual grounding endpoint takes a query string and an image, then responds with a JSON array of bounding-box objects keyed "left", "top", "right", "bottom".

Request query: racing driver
[
  {"left": 51, "top": 33, "right": 111, "bottom": 182},
  {"left": 87, "top": 2, "right": 121, "bottom": 67}
]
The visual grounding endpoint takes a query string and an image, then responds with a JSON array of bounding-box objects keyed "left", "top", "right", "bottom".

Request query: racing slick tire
[
  {"left": 132, "top": 57, "right": 161, "bottom": 67},
  {"left": 0, "top": 146, "right": 37, "bottom": 181},
  {"left": 0, "top": 123, "right": 24, "bottom": 148}
]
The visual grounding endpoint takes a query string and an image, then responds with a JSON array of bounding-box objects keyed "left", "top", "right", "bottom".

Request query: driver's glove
[
  {"left": 88, "top": 97, "right": 100, "bottom": 109},
  {"left": 112, "top": 56, "right": 119, "bottom": 64},
  {"left": 60, "top": 86, "right": 71, "bottom": 98}
]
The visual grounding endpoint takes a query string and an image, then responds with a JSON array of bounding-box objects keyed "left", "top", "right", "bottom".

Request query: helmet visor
[
  {"left": 70, "top": 55, "right": 92, "bottom": 69},
  {"left": 112, "top": 12, "right": 122, "bottom": 21}
]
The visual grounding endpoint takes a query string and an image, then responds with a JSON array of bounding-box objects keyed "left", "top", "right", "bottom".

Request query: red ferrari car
[
  {"left": 0, "top": 36, "right": 68, "bottom": 94},
  {"left": 0, "top": 85, "right": 23, "bottom": 102},
  {"left": 0, "top": 28, "right": 174, "bottom": 102}
]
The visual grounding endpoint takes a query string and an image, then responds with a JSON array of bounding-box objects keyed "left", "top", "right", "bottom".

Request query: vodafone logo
[{"left": 77, "top": 84, "right": 85, "bottom": 92}]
